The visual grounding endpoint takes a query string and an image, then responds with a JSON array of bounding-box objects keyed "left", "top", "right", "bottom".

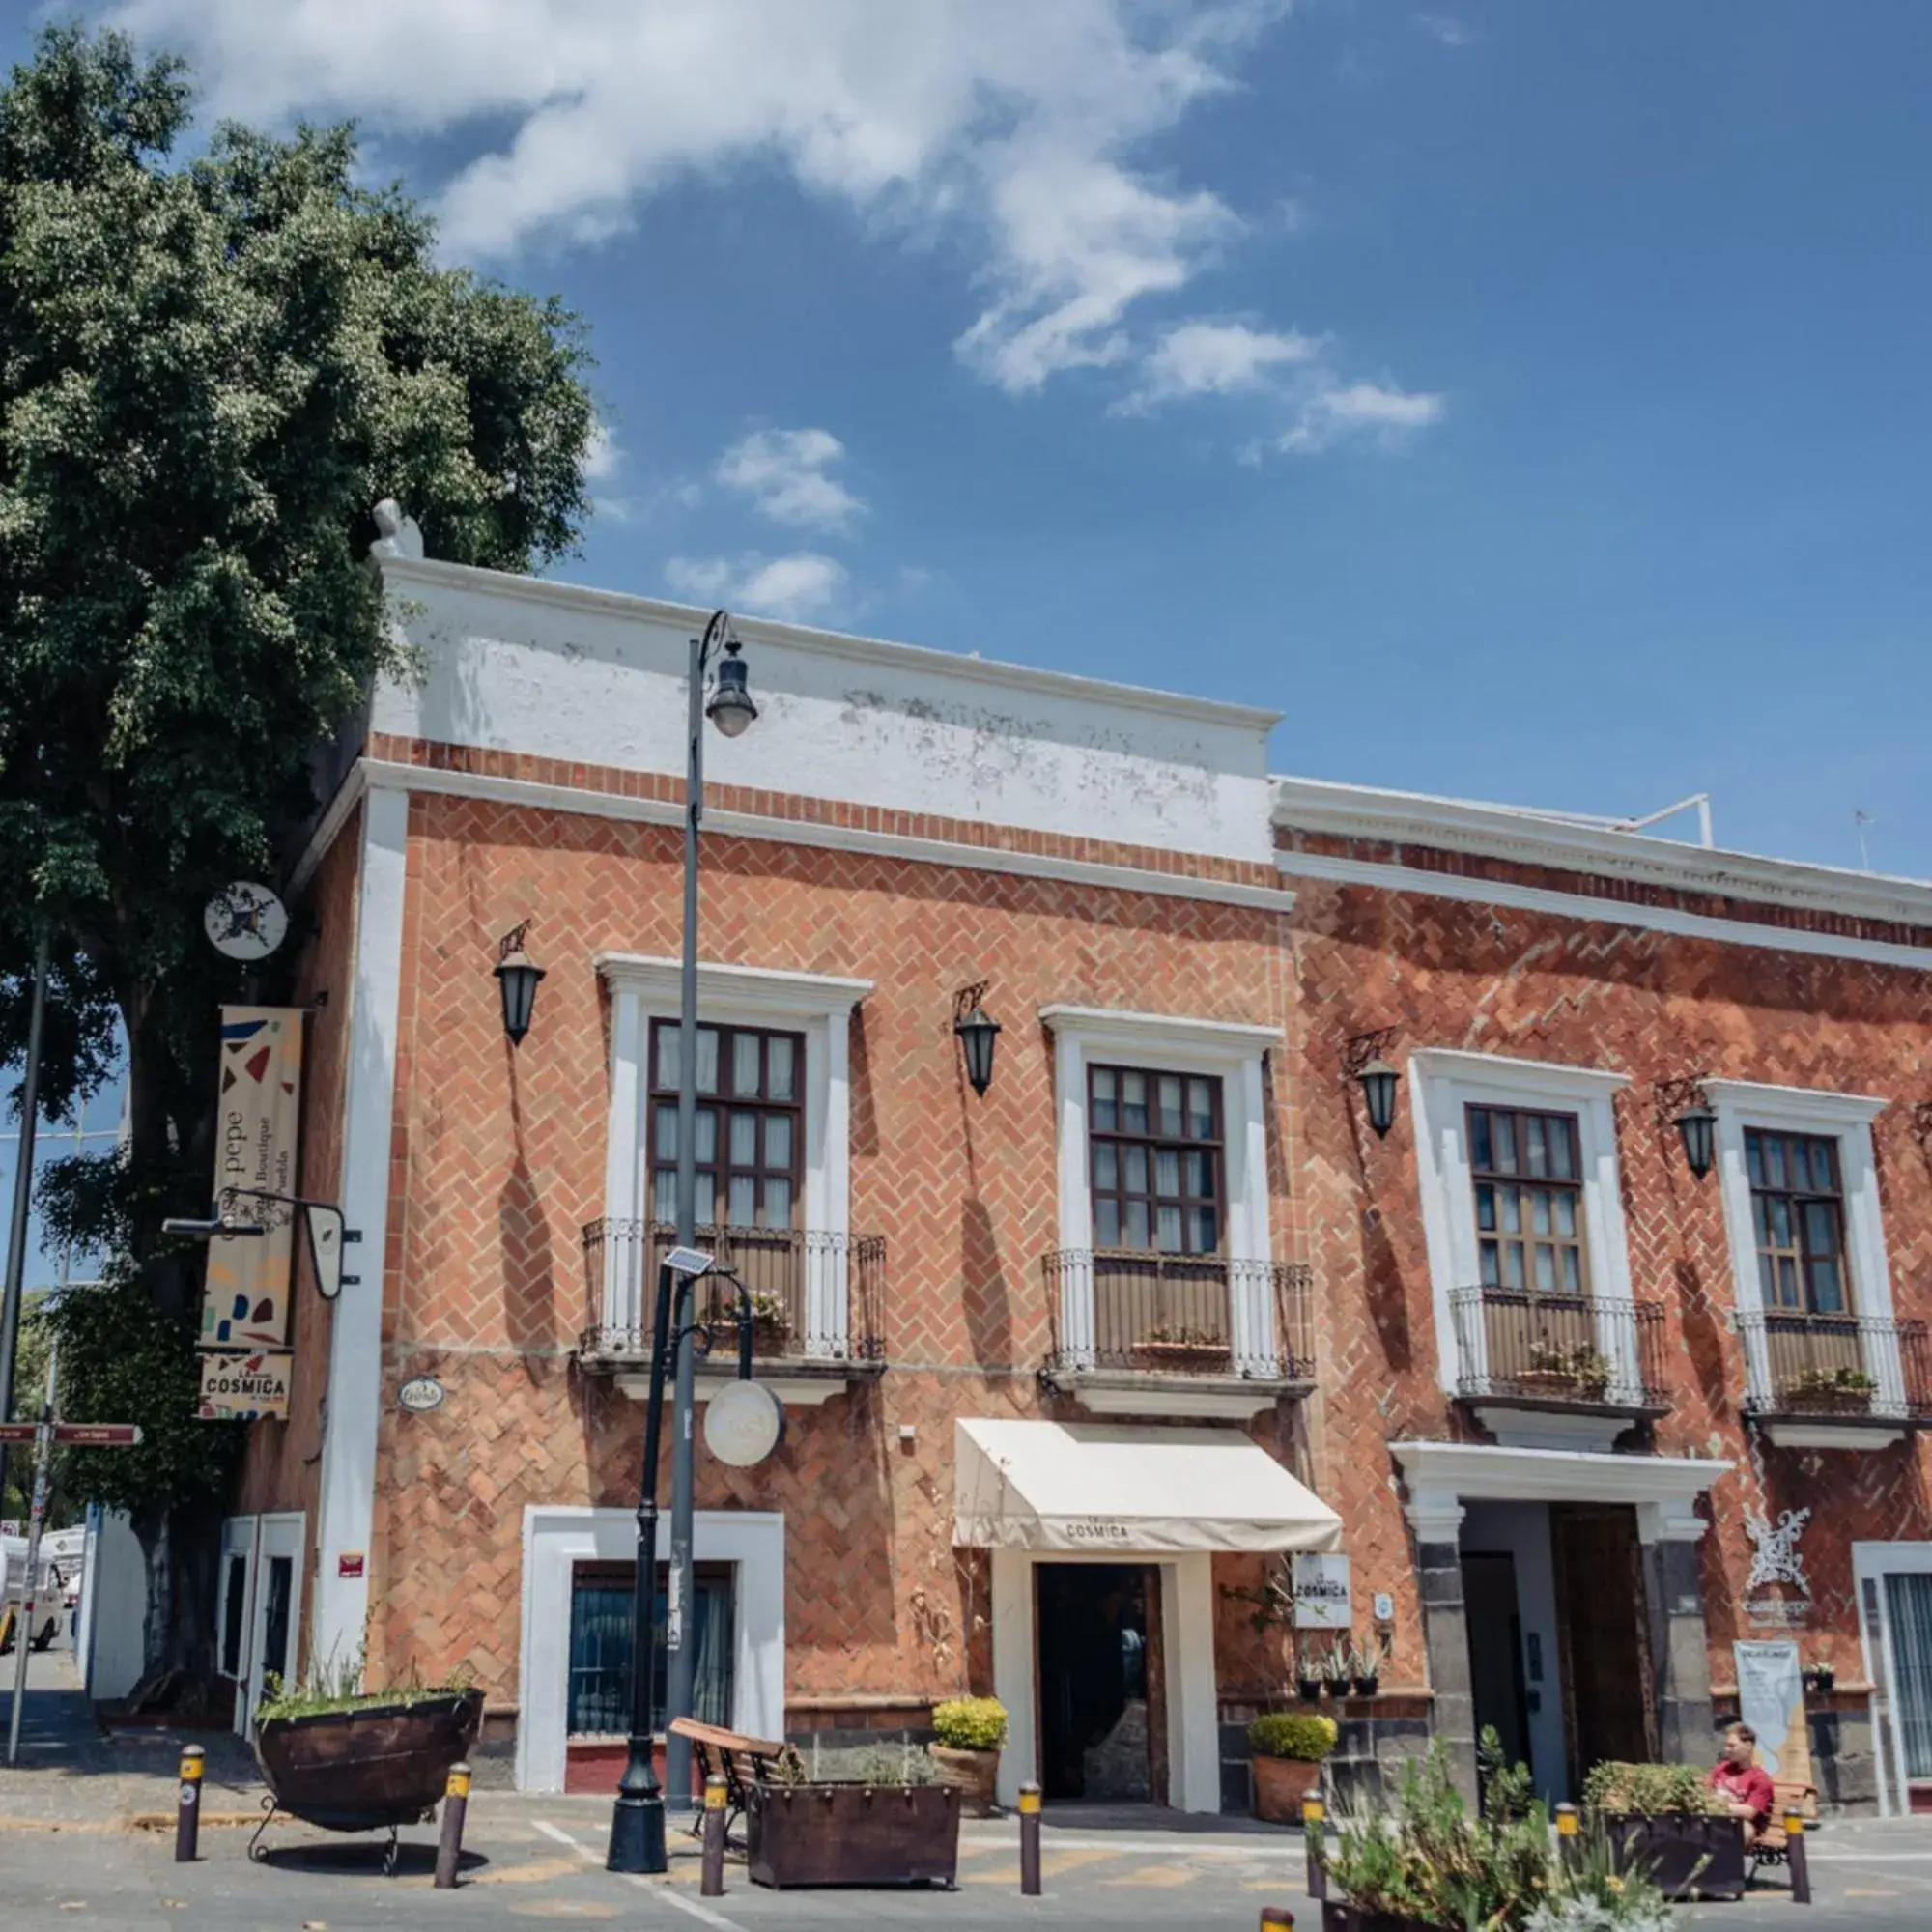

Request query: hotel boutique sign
[{"left": 196, "top": 1008, "right": 304, "bottom": 1418}]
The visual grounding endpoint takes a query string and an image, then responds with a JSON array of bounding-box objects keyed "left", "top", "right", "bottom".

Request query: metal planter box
[
  {"left": 1321, "top": 1904, "right": 1446, "bottom": 1932},
  {"left": 747, "top": 1780, "right": 961, "bottom": 1889},
  {"left": 253, "top": 1689, "right": 484, "bottom": 1833},
  {"left": 1603, "top": 1812, "right": 1747, "bottom": 1900}
]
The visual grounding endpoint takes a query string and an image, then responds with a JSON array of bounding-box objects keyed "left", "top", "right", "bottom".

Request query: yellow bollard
[
  {"left": 1784, "top": 1810, "right": 1811, "bottom": 1906},
  {"left": 434, "top": 1761, "right": 471, "bottom": 1889},
  {"left": 175, "top": 1745, "right": 204, "bottom": 1863},
  {"left": 1301, "top": 1793, "right": 1326, "bottom": 1900},
  {"left": 1019, "top": 1781, "right": 1042, "bottom": 1896},
  {"left": 701, "top": 1775, "right": 728, "bottom": 1896}
]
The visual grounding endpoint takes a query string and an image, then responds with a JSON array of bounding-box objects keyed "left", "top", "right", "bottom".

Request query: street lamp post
[{"left": 607, "top": 611, "right": 756, "bottom": 1876}]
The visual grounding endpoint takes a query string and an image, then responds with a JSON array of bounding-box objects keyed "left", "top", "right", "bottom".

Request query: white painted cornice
[
  {"left": 1407, "top": 1047, "right": 1632, "bottom": 1101},
  {"left": 1038, "top": 1004, "right": 1283, "bottom": 1064},
  {"left": 1272, "top": 774, "right": 1932, "bottom": 932},
  {"left": 595, "top": 952, "right": 872, "bottom": 1019},
  {"left": 1703, "top": 1078, "right": 1889, "bottom": 1129},
  {"left": 1390, "top": 1439, "right": 1731, "bottom": 1523},
  {"left": 381, "top": 555, "right": 1282, "bottom": 733},
  {"left": 285, "top": 758, "right": 1299, "bottom": 917}
]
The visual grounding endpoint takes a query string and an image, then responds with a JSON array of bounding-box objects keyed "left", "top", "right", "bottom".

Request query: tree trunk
[{"left": 134, "top": 1496, "right": 223, "bottom": 1688}]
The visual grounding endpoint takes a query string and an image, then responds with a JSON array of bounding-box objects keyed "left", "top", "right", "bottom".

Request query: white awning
[{"left": 953, "top": 1419, "right": 1343, "bottom": 1554}]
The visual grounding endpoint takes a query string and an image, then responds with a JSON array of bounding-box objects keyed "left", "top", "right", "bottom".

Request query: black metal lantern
[
  {"left": 704, "top": 639, "right": 758, "bottom": 739},
  {"left": 953, "top": 984, "right": 1001, "bottom": 1098},
  {"left": 1357, "top": 1058, "right": 1400, "bottom": 1140},
  {"left": 1675, "top": 1103, "right": 1717, "bottom": 1180},
  {"left": 495, "top": 923, "right": 546, "bottom": 1046}
]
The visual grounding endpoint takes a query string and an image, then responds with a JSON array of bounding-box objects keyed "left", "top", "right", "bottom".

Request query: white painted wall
[
  {"left": 373, "top": 563, "right": 1278, "bottom": 865},
  {"left": 79, "top": 1506, "right": 146, "bottom": 1702},
  {"left": 1460, "top": 1498, "right": 1569, "bottom": 1804}
]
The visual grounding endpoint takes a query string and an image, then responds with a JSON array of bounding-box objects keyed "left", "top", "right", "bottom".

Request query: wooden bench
[
  {"left": 1746, "top": 1778, "right": 1820, "bottom": 1887},
  {"left": 668, "top": 1717, "right": 798, "bottom": 1845}
]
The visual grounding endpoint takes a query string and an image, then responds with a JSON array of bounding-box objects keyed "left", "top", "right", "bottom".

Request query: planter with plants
[
  {"left": 1130, "top": 1323, "right": 1231, "bottom": 1372},
  {"left": 1323, "top": 1733, "right": 1672, "bottom": 1931},
  {"left": 1582, "top": 1760, "right": 1747, "bottom": 1901},
  {"left": 1248, "top": 1713, "right": 1336, "bottom": 1822},
  {"left": 1803, "top": 1662, "right": 1836, "bottom": 1698},
  {"left": 249, "top": 1654, "right": 483, "bottom": 1865},
  {"left": 1518, "top": 1342, "right": 1613, "bottom": 1403},
  {"left": 746, "top": 1289, "right": 794, "bottom": 1353},
  {"left": 926, "top": 1696, "right": 1007, "bottom": 1817},
  {"left": 1779, "top": 1365, "right": 1876, "bottom": 1414},
  {"left": 750, "top": 1746, "right": 961, "bottom": 1889}
]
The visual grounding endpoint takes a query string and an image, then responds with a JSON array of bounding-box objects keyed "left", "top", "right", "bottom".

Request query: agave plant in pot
[
  {"left": 928, "top": 1696, "right": 1007, "bottom": 1817},
  {"left": 1248, "top": 1713, "right": 1336, "bottom": 1823}
]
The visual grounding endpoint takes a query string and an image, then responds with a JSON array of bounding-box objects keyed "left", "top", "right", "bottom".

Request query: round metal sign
[
  {"left": 204, "top": 881, "right": 289, "bottom": 961},
  {"left": 703, "top": 1379, "right": 784, "bottom": 1468},
  {"left": 398, "top": 1376, "right": 445, "bottom": 1414}
]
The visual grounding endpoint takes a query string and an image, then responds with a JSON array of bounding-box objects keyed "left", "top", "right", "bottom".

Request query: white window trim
[
  {"left": 597, "top": 954, "right": 872, "bottom": 1348},
  {"left": 1853, "top": 1538, "right": 1932, "bottom": 1817},
  {"left": 1408, "top": 1048, "right": 1636, "bottom": 1399},
  {"left": 1706, "top": 1079, "right": 1899, "bottom": 1409},
  {"left": 517, "top": 1505, "right": 784, "bottom": 1793},
  {"left": 1038, "top": 1005, "right": 1281, "bottom": 1368}
]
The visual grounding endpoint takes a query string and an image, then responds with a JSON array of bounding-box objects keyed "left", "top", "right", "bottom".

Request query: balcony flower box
[
  {"left": 747, "top": 1780, "right": 961, "bottom": 1889},
  {"left": 1514, "top": 1366, "right": 1608, "bottom": 1401},
  {"left": 1130, "top": 1330, "right": 1231, "bottom": 1373}
]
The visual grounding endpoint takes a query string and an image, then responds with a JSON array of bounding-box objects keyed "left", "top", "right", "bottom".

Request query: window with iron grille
[
  {"left": 1747, "top": 1128, "right": 1850, "bottom": 1315},
  {"left": 566, "top": 1560, "right": 735, "bottom": 1737},
  {"left": 1088, "top": 1065, "right": 1223, "bottom": 1254},
  {"left": 1467, "top": 1105, "right": 1588, "bottom": 1294},
  {"left": 648, "top": 1021, "right": 803, "bottom": 1230}
]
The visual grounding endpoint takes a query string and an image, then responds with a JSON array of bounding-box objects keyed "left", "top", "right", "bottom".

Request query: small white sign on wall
[{"left": 1293, "top": 1553, "right": 1352, "bottom": 1630}]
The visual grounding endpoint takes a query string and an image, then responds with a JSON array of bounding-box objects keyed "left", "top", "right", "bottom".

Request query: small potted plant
[
  {"left": 747, "top": 1289, "right": 792, "bottom": 1352},
  {"left": 1351, "top": 1632, "right": 1388, "bottom": 1699},
  {"left": 1803, "top": 1662, "right": 1835, "bottom": 1697},
  {"left": 927, "top": 1695, "right": 1007, "bottom": 1817},
  {"left": 1520, "top": 1340, "right": 1613, "bottom": 1402},
  {"left": 1320, "top": 1634, "right": 1354, "bottom": 1700},
  {"left": 1247, "top": 1712, "right": 1336, "bottom": 1823},
  {"left": 1292, "top": 1636, "right": 1321, "bottom": 1702},
  {"left": 1130, "top": 1322, "right": 1231, "bottom": 1372}
]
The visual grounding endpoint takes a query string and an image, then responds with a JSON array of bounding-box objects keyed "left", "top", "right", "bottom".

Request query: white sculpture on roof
[{"left": 369, "top": 498, "right": 425, "bottom": 562}]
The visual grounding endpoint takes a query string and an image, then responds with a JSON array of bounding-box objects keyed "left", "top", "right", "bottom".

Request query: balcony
[
  {"left": 1738, "top": 1310, "right": 1932, "bottom": 1447},
  {"left": 1449, "top": 1286, "right": 1669, "bottom": 1451},
  {"left": 577, "top": 1219, "right": 885, "bottom": 1406},
  {"left": 1040, "top": 1249, "right": 1315, "bottom": 1421}
]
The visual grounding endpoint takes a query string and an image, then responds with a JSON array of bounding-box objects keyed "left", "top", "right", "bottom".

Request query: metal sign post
[{"left": 3, "top": 1416, "right": 142, "bottom": 1766}]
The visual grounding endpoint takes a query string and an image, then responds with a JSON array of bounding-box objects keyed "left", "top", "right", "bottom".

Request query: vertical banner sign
[
  {"left": 1734, "top": 1639, "right": 1811, "bottom": 1785},
  {"left": 199, "top": 1008, "right": 304, "bottom": 1350}
]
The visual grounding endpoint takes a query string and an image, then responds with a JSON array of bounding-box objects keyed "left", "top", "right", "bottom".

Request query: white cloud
[
  {"left": 716, "top": 428, "right": 863, "bottom": 532},
  {"left": 1277, "top": 380, "right": 1444, "bottom": 454},
  {"left": 1414, "top": 14, "right": 1477, "bottom": 48},
  {"left": 665, "top": 551, "right": 848, "bottom": 621},
  {"left": 107, "top": 0, "right": 1287, "bottom": 395},
  {"left": 582, "top": 420, "right": 624, "bottom": 484},
  {"left": 1125, "top": 319, "right": 1320, "bottom": 409}
]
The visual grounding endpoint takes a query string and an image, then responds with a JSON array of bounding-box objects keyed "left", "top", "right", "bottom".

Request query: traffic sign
[{"left": 0, "top": 1421, "right": 141, "bottom": 1446}]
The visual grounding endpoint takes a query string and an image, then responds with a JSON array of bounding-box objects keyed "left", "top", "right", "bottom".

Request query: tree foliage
[{"left": 0, "top": 25, "right": 596, "bottom": 1664}]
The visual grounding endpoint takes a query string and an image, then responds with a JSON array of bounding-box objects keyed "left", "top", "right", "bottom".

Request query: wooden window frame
[
  {"left": 1086, "top": 1063, "right": 1225, "bottom": 1257},
  {"left": 647, "top": 1020, "right": 805, "bottom": 1232},
  {"left": 1466, "top": 1103, "right": 1590, "bottom": 1298},
  {"left": 1747, "top": 1126, "right": 1852, "bottom": 1317}
]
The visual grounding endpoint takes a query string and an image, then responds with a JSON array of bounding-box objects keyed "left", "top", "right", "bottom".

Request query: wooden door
[{"left": 1551, "top": 1503, "right": 1656, "bottom": 1789}]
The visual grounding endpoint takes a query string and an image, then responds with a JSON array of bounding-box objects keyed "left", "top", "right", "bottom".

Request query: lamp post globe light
[{"left": 607, "top": 611, "right": 758, "bottom": 1876}]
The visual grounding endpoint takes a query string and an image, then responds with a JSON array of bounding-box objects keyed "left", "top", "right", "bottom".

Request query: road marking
[
  {"left": 534, "top": 1820, "right": 747, "bottom": 1931},
  {"left": 958, "top": 1833, "right": 1298, "bottom": 1859},
  {"left": 1809, "top": 1852, "right": 1932, "bottom": 1862},
  {"left": 1100, "top": 1863, "right": 1196, "bottom": 1888}
]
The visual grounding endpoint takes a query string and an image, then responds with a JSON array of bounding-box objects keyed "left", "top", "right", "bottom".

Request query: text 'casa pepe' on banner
[{"left": 195, "top": 1007, "right": 303, "bottom": 1419}]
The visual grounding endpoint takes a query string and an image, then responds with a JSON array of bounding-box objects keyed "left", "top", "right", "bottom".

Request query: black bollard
[
  {"left": 1784, "top": 1809, "right": 1811, "bottom": 1906},
  {"left": 1019, "top": 1780, "right": 1042, "bottom": 1896},
  {"left": 1301, "top": 1792, "right": 1326, "bottom": 1901},
  {"left": 434, "top": 1761, "right": 471, "bottom": 1889},
  {"left": 700, "top": 1775, "right": 727, "bottom": 1896},
  {"left": 175, "top": 1746, "right": 204, "bottom": 1863}
]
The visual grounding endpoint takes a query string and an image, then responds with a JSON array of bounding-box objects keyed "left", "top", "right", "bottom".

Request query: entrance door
[
  {"left": 220, "top": 1513, "right": 304, "bottom": 1738},
  {"left": 1463, "top": 1551, "right": 1532, "bottom": 1790},
  {"left": 217, "top": 1518, "right": 258, "bottom": 1735},
  {"left": 1551, "top": 1504, "right": 1654, "bottom": 1787},
  {"left": 1036, "top": 1564, "right": 1159, "bottom": 1803}
]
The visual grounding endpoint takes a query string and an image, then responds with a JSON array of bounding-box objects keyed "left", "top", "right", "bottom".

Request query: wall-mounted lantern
[
  {"left": 952, "top": 982, "right": 1002, "bottom": 1098},
  {"left": 1655, "top": 1075, "right": 1716, "bottom": 1179},
  {"left": 495, "top": 921, "right": 546, "bottom": 1046},
  {"left": 1345, "top": 1029, "right": 1401, "bottom": 1140}
]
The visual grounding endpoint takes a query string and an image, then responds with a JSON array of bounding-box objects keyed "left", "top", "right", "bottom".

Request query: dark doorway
[
  {"left": 1036, "top": 1564, "right": 1157, "bottom": 1802},
  {"left": 1551, "top": 1504, "right": 1656, "bottom": 1789},
  {"left": 1463, "top": 1550, "right": 1532, "bottom": 1791}
]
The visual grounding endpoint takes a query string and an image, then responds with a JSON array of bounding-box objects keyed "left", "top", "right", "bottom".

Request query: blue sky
[{"left": 16, "top": 2, "right": 1932, "bottom": 875}]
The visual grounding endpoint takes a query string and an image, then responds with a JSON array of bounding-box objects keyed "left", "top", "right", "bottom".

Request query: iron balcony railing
[
  {"left": 1735, "top": 1309, "right": 1932, "bottom": 1422},
  {"left": 1042, "top": 1249, "right": 1315, "bottom": 1380},
  {"left": 579, "top": 1219, "right": 885, "bottom": 1364},
  {"left": 1449, "top": 1286, "right": 1669, "bottom": 1413}
]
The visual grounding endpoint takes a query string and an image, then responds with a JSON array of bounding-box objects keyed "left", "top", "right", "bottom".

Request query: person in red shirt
[{"left": 1709, "top": 1722, "right": 1776, "bottom": 1844}]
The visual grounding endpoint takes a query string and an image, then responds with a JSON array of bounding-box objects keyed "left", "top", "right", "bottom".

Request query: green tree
[{"left": 0, "top": 26, "right": 596, "bottom": 1680}]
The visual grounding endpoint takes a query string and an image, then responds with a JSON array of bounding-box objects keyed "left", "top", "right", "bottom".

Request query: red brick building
[{"left": 216, "top": 548, "right": 1932, "bottom": 1817}]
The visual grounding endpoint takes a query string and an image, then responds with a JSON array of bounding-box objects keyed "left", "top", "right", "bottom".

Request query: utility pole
[{"left": 0, "top": 929, "right": 52, "bottom": 1516}]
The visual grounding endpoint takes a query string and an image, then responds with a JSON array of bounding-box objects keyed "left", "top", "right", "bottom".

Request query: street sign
[
  {"left": 0, "top": 1425, "right": 34, "bottom": 1445},
  {"left": 703, "top": 1379, "right": 785, "bottom": 1467},
  {"left": 53, "top": 1423, "right": 143, "bottom": 1446}
]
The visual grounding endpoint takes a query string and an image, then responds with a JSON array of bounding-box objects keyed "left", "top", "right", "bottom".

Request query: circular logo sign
[
  {"left": 204, "top": 881, "right": 289, "bottom": 961},
  {"left": 398, "top": 1376, "right": 445, "bottom": 1414},
  {"left": 703, "top": 1379, "right": 785, "bottom": 1468}
]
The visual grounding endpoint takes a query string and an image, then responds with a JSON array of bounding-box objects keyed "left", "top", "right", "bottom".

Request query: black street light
[
  {"left": 495, "top": 923, "right": 546, "bottom": 1046},
  {"left": 1345, "top": 1029, "right": 1401, "bottom": 1141},
  {"left": 952, "top": 982, "right": 1002, "bottom": 1098},
  {"left": 609, "top": 611, "right": 759, "bottom": 1877},
  {"left": 1675, "top": 1103, "right": 1718, "bottom": 1180}
]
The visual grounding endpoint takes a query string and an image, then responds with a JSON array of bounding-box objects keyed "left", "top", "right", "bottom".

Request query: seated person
[{"left": 1709, "top": 1722, "right": 1776, "bottom": 1844}]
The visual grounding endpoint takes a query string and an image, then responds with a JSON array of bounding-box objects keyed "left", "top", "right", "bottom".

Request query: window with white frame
[
  {"left": 1408, "top": 1049, "right": 1638, "bottom": 1400},
  {"left": 1040, "top": 1005, "right": 1280, "bottom": 1372},
  {"left": 1706, "top": 1080, "right": 1902, "bottom": 1415}
]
